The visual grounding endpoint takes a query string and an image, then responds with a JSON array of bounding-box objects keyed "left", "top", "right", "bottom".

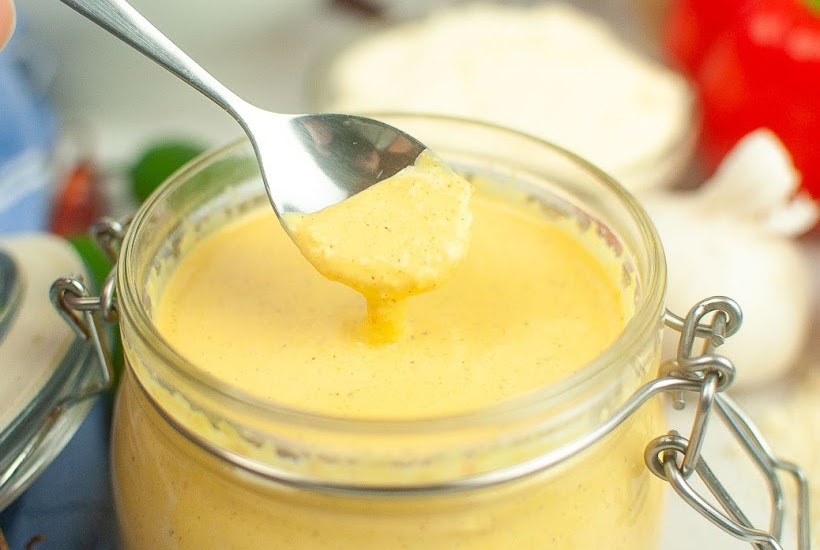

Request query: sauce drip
[{"left": 284, "top": 150, "right": 472, "bottom": 341}]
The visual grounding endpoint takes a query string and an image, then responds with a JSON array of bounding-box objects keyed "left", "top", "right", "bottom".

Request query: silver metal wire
[{"left": 653, "top": 297, "right": 810, "bottom": 549}]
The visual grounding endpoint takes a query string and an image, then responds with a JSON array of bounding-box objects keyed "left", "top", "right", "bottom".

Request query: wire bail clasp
[
  {"left": 49, "top": 217, "right": 126, "bottom": 404},
  {"left": 646, "top": 297, "right": 811, "bottom": 549}
]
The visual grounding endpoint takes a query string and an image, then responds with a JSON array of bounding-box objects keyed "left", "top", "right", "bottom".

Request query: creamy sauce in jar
[
  {"left": 112, "top": 140, "right": 664, "bottom": 549},
  {"left": 154, "top": 185, "right": 624, "bottom": 418}
]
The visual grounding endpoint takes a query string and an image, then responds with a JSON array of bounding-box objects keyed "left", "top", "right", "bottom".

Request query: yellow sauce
[
  {"left": 283, "top": 150, "right": 472, "bottom": 342},
  {"left": 112, "top": 172, "right": 664, "bottom": 547},
  {"left": 153, "top": 187, "right": 623, "bottom": 418}
]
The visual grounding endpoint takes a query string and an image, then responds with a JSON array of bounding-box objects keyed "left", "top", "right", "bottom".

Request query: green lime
[
  {"left": 130, "top": 140, "right": 207, "bottom": 204},
  {"left": 68, "top": 234, "right": 113, "bottom": 291}
]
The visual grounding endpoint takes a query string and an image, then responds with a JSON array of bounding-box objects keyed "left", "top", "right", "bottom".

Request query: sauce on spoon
[{"left": 283, "top": 150, "right": 472, "bottom": 342}]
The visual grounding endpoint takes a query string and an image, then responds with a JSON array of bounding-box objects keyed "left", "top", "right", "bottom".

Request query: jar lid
[{"left": 0, "top": 233, "right": 101, "bottom": 511}]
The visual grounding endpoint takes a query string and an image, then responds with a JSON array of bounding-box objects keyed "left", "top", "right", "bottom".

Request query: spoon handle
[{"left": 59, "top": 0, "right": 249, "bottom": 118}]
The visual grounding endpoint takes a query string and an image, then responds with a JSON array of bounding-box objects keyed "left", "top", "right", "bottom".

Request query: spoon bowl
[{"left": 59, "top": 0, "right": 426, "bottom": 217}]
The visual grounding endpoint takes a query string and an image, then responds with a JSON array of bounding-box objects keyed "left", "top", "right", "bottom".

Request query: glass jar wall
[{"left": 112, "top": 115, "right": 668, "bottom": 549}]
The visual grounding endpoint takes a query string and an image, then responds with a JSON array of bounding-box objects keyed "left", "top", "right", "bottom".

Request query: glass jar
[{"left": 111, "top": 115, "right": 668, "bottom": 549}]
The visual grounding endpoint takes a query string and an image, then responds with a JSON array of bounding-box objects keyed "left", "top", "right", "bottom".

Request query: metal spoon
[{"left": 58, "top": 0, "right": 426, "bottom": 217}]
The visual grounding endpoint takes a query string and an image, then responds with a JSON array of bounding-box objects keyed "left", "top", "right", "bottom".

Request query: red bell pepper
[{"left": 662, "top": 0, "right": 820, "bottom": 199}]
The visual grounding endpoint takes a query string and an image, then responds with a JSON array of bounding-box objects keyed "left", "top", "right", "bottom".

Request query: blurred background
[{"left": 10, "top": 0, "right": 663, "bottom": 168}]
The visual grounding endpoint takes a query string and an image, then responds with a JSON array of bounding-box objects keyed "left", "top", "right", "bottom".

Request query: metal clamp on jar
[
  {"left": 653, "top": 299, "right": 809, "bottom": 549},
  {"left": 51, "top": 116, "right": 811, "bottom": 549}
]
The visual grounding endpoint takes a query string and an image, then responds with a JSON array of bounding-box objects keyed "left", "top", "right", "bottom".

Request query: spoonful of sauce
[
  {"left": 60, "top": 0, "right": 473, "bottom": 342},
  {"left": 59, "top": 0, "right": 426, "bottom": 217}
]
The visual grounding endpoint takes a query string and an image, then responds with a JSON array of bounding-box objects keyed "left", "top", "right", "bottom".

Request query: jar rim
[{"left": 117, "top": 113, "right": 667, "bottom": 433}]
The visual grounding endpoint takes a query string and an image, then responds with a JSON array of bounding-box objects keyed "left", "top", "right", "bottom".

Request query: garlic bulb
[{"left": 638, "top": 129, "right": 818, "bottom": 389}]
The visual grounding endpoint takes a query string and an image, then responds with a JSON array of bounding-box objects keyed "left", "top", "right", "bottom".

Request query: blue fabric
[
  {"left": 0, "top": 397, "right": 118, "bottom": 549},
  {"left": 0, "top": 184, "right": 51, "bottom": 234},
  {"left": 0, "top": 16, "right": 58, "bottom": 157},
  {"left": 0, "top": 15, "right": 58, "bottom": 234}
]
